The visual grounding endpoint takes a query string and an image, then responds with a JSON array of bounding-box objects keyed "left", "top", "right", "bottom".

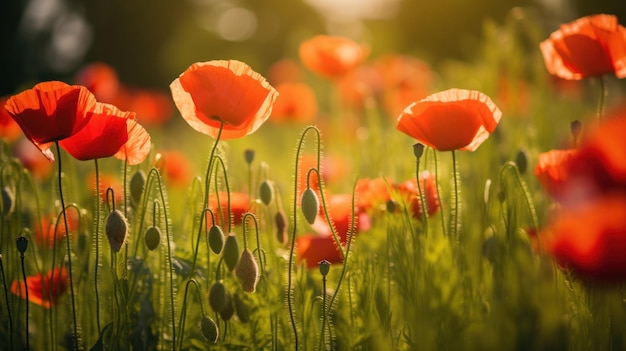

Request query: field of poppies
[{"left": 2, "top": 8, "right": 626, "bottom": 351}]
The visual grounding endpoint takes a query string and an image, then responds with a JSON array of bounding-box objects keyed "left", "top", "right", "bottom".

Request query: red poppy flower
[
  {"left": 267, "top": 59, "right": 305, "bottom": 85},
  {"left": 396, "top": 89, "right": 502, "bottom": 152},
  {"left": 394, "top": 171, "right": 440, "bottom": 219},
  {"left": 74, "top": 62, "right": 120, "bottom": 103},
  {"left": 543, "top": 194, "right": 626, "bottom": 281},
  {"left": 207, "top": 191, "right": 252, "bottom": 227},
  {"left": 4, "top": 81, "right": 97, "bottom": 161},
  {"left": 0, "top": 96, "right": 22, "bottom": 142},
  {"left": 540, "top": 14, "right": 626, "bottom": 80},
  {"left": 58, "top": 102, "right": 136, "bottom": 161},
  {"left": 270, "top": 82, "right": 318, "bottom": 123},
  {"left": 170, "top": 60, "right": 279, "bottom": 140},
  {"left": 376, "top": 54, "right": 432, "bottom": 118},
  {"left": 11, "top": 267, "right": 69, "bottom": 308},
  {"left": 299, "top": 35, "right": 368, "bottom": 79},
  {"left": 296, "top": 234, "right": 343, "bottom": 269},
  {"left": 88, "top": 172, "right": 124, "bottom": 204},
  {"left": 311, "top": 193, "right": 371, "bottom": 244},
  {"left": 534, "top": 149, "right": 580, "bottom": 202}
]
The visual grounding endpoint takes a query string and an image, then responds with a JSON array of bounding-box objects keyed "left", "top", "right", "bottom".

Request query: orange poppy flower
[
  {"left": 534, "top": 149, "right": 580, "bottom": 202},
  {"left": 543, "top": 194, "right": 626, "bottom": 281},
  {"left": 58, "top": 102, "right": 138, "bottom": 161},
  {"left": 376, "top": 54, "right": 432, "bottom": 118},
  {"left": 170, "top": 60, "right": 278, "bottom": 140},
  {"left": 4, "top": 81, "right": 97, "bottom": 161},
  {"left": 311, "top": 193, "right": 371, "bottom": 245},
  {"left": 270, "top": 82, "right": 318, "bottom": 123},
  {"left": 0, "top": 96, "right": 22, "bottom": 142},
  {"left": 540, "top": 14, "right": 626, "bottom": 80},
  {"left": 11, "top": 267, "right": 69, "bottom": 308},
  {"left": 355, "top": 177, "right": 391, "bottom": 211},
  {"left": 394, "top": 171, "right": 440, "bottom": 219},
  {"left": 88, "top": 172, "right": 124, "bottom": 204},
  {"left": 299, "top": 35, "right": 368, "bottom": 79},
  {"left": 296, "top": 234, "right": 343, "bottom": 269},
  {"left": 74, "top": 62, "right": 120, "bottom": 103},
  {"left": 207, "top": 191, "right": 252, "bottom": 227},
  {"left": 267, "top": 59, "right": 304, "bottom": 85},
  {"left": 396, "top": 89, "right": 502, "bottom": 152}
]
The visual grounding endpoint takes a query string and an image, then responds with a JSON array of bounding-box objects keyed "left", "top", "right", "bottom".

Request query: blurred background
[{"left": 1, "top": 0, "right": 625, "bottom": 96}]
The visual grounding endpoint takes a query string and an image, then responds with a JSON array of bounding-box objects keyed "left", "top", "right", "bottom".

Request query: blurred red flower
[
  {"left": 299, "top": 35, "right": 368, "bottom": 79},
  {"left": 296, "top": 234, "right": 343, "bottom": 269},
  {"left": 397, "top": 89, "right": 502, "bottom": 152},
  {"left": 74, "top": 62, "right": 120, "bottom": 103},
  {"left": 271, "top": 82, "right": 318, "bottom": 123},
  {"left": 544, "top": 195, "right": 626, "bottom": 281},
  {"left": 394, "top": 171, "right": 440, "bottom": 219},
  {"left": 156, "top": 151, "right": 194, "bottom": 188},
  {"left": 0, "top": 96, "right": 23, "bottom": 142},
  {"left": 88, "top": 172, "right": 124, "bottom": 204},
  {"left": 311, "top": 193, "right": 371, "bottom": 245},
  {"left": 4, "top": 81, "right": 97, "bottom": 161},
  {"left": 355, "top": 177, "right": 391, "bottom": 211},
  {"left": 33, "top": 210, "right": 80, "bottom": 248},
  {"left": 207, "top": 191, "right": 251, "bottom": 227},
  {"left": 267, "top": 59, "right": 305, "bottom": 85},
  {"left": 170, "top": 60, "right": 278, "bottom": 140},
  {"left": 11, "top": 267, "right": 69, "bottom": 308},
  {"left": 540, "top": 14, "right": 626, "bottom": 80},
  {"left": 534, "top": 149, "right": 579, "bottom": 202}
]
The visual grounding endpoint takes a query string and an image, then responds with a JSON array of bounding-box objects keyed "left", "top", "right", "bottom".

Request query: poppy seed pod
[
  {"left": 209, "top": 281, "right": 229, "bottom": 313},
  {"left": 259, "top": 180, "right": 273, "bottom": 205},
  {"left": 201, "top": 315, "right": 219, "bottom": 344},
  {"left": 223, "top": 233, "right": 240, "bottom": 271},
  {"left": 301, "top": 188, "right": 319, "bottom": 225},
  {"left": 144, "top": 226, "right": 161, "bottom": 251},
  {"left": 235, "top": 249, "right": 260, "bottom": 293},
  {"left": 274, "top": 210, "right": 288, "bottom": 244},
  {"left": 208, "top": 225, "right": 225, "bottom": 254},
  {"left": 129, "top": 170, "right": 146, "bottom": 205},
  {"left": 105, "top": 210, "right": 129, "bottom": 252}
]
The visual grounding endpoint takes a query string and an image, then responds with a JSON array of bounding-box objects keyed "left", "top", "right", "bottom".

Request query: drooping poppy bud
[
  {"left": 208, "top": 225, "right": 225, "bottom": 255},
  {"left": 144, "top": 226, "right": 161, "bottom": 251},
  {"left": 209, "top": 281, "right": 228, "bottom": 313},
  {"left": 301, "top": 188, "right": 319, "bottom": 225},
  {"left": 275, "top": 210, "right": 288, "bottom": 244},
  {"left": 259, "top": 180, "right": 273, "bottom": 205},
  {"left": 234, "top": 293, "right": 250, "bottom": 323},
  {"left": 223, "top": 233, "right": 240, "bottom": 271},
  {"left": 235, "top": 249, "right": 260, "bottom": 293},
  {"left": 129, "top": 170, "right": 146, "bottom": 205},
  {"left": 105, "top": 210, "right": 129, "bottom": 252},
  {"left": 201, "top": 315, "right": 219, "bottom": 343}
]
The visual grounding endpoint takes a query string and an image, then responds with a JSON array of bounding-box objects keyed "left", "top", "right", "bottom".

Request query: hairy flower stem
[
  {"left": 19, "top": 245, "right": 28, "bottom": 350},
  {"left": 415, "top": 159, "right": 428, "bottom": 233},
  {"left": 433, "top": 151, "right": 446, "bottom": 237},
  {"left": 0, "top": 256, "right": 13, "bottom": 350},
  {"left": 450, "top": 150, "right": 460, "bottom": 241},
  {"left": 55, "top": 142, "right": 80, "bottom": 350},
  {"left": 93, "top": 159, "right": 102, "bottom": 333},
  {"left": 500, "top": 162, "right": 539, "bottom": 232},
  {"left": 288, "top": 126, "right": 323, "bottom": 349},
  {"left": 319, "top": 274, "right": 328, "bottom": 351}
]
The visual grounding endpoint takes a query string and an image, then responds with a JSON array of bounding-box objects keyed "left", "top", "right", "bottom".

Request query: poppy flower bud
[
  {"left": 105, "top": 210, "right": 129, "bottom": 252},
  {"left": 275, "top": 210, "right": 288, "bottom": 244},
  {"left": 259, "top": 180, "right": 273, "bottom": 205},
  {"left": 413, "top": 143, "right": 425, "bottom": 160},
  {"left": 208, "top": 225, "right": 225, "bottom": 254},
  {"left": 209, "top": 281, "right": 229, "bottom": 313},
  {"left": 219, "top": 295, "right": 235, "bottom": 321},
  {"left": 234, "top": 293, "right": 250, "bottom": 323},
  {"left": 144, "top": 226, "right": 161, "bottom": 251},
  {"left": 201, "top": 315, "right": 219, "bottom": 343},
  {"left": 318, "top": 259, "right": 331, "bottom": 277},
  {"left": 301, "top": 188, "right": 319, "bottom": 225},
  {"left": 515, "top": 150, "right": 528, "bottom": 175},
  {"left": 2, "top": 186, "right": 15, "bottom": 216},
  {"left": 129, "top": 170, "right": 146, "bottom": 206},
  {"left": 223, "top": 233, "right": 240, "bottom": 271},
  {"left": 235, "top": 249, "right": 259, "bottom": 293},
  {"left": 244, "top": 149, "right": 255, "bottom": 165},
  {"left": 16, "top": 235, "right": 28, "bottom": 254}
]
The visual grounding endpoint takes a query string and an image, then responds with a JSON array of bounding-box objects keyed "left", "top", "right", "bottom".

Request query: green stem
[
  {"left": 416, "top": 159, "right": 428, "bottom": 232},
  {"left": 93, "top": 159, "right": 102, "bottom": 334},
  {"left": 0, "top": 256, "right": 12, "bottom": 350},
  {"left": 55, "top": 141, "right": 80, "bottom": 350},
  {"left": 597, "top": 75, "right": 607, "bottom": 120},
  {"left": 319, "top": 275, "right": 327, "bottom": 351},
  {"left": 450, "top": 150, "right": 460, "bottom": 241},
  {"left": 20, "top": 250, "right": 28, "bottom": 350},
  {"left": 433, "top": 151, "right": 446, "bottom": 237}
]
